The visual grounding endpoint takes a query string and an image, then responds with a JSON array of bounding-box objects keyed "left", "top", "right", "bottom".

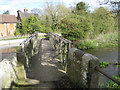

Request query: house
[
  {"left": 0, "top": 14, "right": 17, "bottom": 37},
  {"left": 17, "top": 8, "right": 39, "bottom": 24}
]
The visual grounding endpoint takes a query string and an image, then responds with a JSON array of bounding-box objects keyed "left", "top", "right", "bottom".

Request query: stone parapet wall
[
  {"left": 48, "top": 32, "right": 99, "bottom": 88},
  {"left": 0, "top": 53, "right": 26, "bottom": 89},
  {"left": 49, "top": 32, "right": 72, "bottom": 70},
  {"left": 18, "top": 32, "right": 39, "bottom": 72},
  {"left": 0, "top": 32, "right": 39, "bottom": 89},
  {"left": 68, "top": 48, "right": 99, "bottom": 88}
]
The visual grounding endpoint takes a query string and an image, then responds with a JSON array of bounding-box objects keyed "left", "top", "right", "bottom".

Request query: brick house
[{"left": 0, "top": 14, "right": 17, "bottom": 37}]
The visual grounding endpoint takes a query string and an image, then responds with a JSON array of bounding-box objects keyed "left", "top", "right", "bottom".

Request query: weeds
[{"left": 99, "top": 61, "right": 109, "bottom": 68}]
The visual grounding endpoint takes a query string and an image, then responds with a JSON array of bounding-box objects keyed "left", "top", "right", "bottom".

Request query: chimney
[
  {"left": 24, "top": 8, "right": 28, "bottom": 13},
  {"left": 17, "top": 10, "right": 21, "bottom": 14}
]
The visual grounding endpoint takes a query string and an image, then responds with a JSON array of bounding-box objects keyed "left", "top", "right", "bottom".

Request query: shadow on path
[{"left": 25, "top": 39, "right": 66, "bottom": 88}]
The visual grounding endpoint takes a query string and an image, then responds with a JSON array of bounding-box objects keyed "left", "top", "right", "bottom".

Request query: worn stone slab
[{"left": 27, "top": 39, "right": 66, "bottom": 88}]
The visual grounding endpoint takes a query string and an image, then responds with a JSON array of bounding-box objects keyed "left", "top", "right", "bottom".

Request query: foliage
[
  {"left": 3, "top": 10, "right": 10, "bottom": 14},
  {"left": 75, "top": 2, "right": 89, "bottom": 15},
  {"left": 14, "top": 29, "right": 21, "bottom": 35},
  {"left": 73, "top": 40, "right": 97, "bottom": 50},
  {"left": 76, "top": 2, "right": 87, "bottom": 11},
  {"left": 72, "top": 31, "right": 118, "bottom": 50},
  {"left": 91, "top": 7, "right": 115, "bottom": 37},
  {"left": 61, "top": 14, "right": 93, "bottom": 40},
  {"left": 15, "top": 1, "right": 117, "bottom": 48},
  {"left": 20, "top": 15, "right": 46, "bottom": 34},
  {"left": 117, "top": 65, "right": 120, "bottom": 67},
  {"left": 59, "top": 2, "right": 117, "bottom": 50},
  {"left": 99, "top": 61, "right": 109, "bottom": 68},
  {"left": 107, "top": 75, "right": 120, "bottom": 89},
  {"left": 43, "top": 3, "right": 71, "bottom": 32}
]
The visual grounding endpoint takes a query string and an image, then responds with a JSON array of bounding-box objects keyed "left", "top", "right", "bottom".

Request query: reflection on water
[
  {"left": 84, "top": 47, "right": 118, "bottom": 63},
  {"left": 84, "top": 47, "right": 119, "bottom": 87},
  {"left": 0, "top": 47, "right": 18, "bottom": 62}
]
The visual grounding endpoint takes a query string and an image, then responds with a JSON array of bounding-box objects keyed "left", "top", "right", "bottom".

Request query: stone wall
[
  {"left": 0, "top": 53, "right": 26, "bottom": 89},
  {"left": 49, "top": 32, "right": 72, "bottom": 70},
  {"left": 68, "top": 48, "right": 99, "bottom": 88},
  {"left": 49, "top": 32, "right": 99, "bottom": 88},
  {"left": 0, "top": 32, "right": 39, "bottom": 89}
]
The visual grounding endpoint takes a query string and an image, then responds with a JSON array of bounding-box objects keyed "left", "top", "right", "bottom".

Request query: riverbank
[
  {"left": 73, "top": 32, "right": 118, "bottom": 50},
  {"left": 83, "top": 46, "right": 118, "bottom": 88}
]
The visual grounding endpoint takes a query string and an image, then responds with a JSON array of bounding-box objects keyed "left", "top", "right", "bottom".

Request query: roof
[
  {"left": 19, "top": 12, "right": 31, "bottom": 20},
  {"left": 19, "top": 12, "right": 39, "bottom": 20},
  {"left": 0, "top": 14, "right": 17, "bottom": 23}
]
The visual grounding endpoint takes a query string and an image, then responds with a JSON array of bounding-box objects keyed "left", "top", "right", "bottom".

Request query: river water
[
  {"left": 0, "top": 47, "right": 18, "bottom": 62},
  {"left": 84, "top": 47, "right": 119, "bottom": 87}
]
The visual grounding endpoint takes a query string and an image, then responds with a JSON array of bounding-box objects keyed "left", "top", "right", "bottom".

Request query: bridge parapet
[
  {"left": 0, "top": 32, "right": 39, "bottom": 89},
  {"left": 48, "top": 32, "right": 99, "bottom": 88},
  {"left": 68, "top": 48, "right": 99, "bottom": 88},
  {"left": 17, "top": 32, "right": 39, "bottom": 72},
  {"left": 49, "top": 32, "right": 72, "bottom": 70}
]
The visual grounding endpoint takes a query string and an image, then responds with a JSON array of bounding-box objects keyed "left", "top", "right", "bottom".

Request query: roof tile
[{"left": 0, "top": 14, "right": 17, "bottom": 23}]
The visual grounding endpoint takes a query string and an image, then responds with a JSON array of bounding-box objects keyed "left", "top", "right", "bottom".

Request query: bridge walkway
[{"left": 27, "top": 39, "right": 69, "bottom": 88}]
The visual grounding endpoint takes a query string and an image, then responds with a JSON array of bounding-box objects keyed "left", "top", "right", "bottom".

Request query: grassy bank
[
  {"left": 73, "top": 32, "right": 118, "bottom": 50},
  {"left": 0, "top": 35, "right": 46, "bottom": 41}
]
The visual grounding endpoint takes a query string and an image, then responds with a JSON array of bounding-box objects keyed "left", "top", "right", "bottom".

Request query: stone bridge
[{"left": 0, "top": 32, "right": 100, "bottom": 89}]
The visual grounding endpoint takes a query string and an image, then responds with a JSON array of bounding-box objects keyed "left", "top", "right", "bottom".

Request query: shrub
[
  {"left": 73, "top": 40, "right": 97, "bottom": 50},
  {"left": 107, "top": 75, "right": 120, "bottom": 89},
  {"left": 99, "top": 61, "right": 109, "bottom": 68},
  {"left": 61, "top": 14, "right": 93, "bottom": 40},
  {"left": 14, "top": 29, "right": 21, "bottom": 36}
]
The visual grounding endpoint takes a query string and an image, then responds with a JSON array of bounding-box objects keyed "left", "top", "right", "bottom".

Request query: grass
[
  {"left": 38, "top": 36, "right": 46, "bottom": 39},
  {"left": 53, "top": 30, "right": 62, "bottom": 34},
  {"left": 0, "top": 35, "right": 46, "bottom": 41},
  {"left": 0, "top": 36, "right": 29, "bottom": 41},
  {"left": 95, "top": 32, "right": 118, "bottom": 43},
  {"left": 73, "top": 32, "right": 118, "bottom": 50},
  {"left": 117, "top": 65, "right": 120, "bottom": 67}
]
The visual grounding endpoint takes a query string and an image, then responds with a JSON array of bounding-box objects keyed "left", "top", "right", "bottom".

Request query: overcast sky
[{"left": 0, "top": 0, "right": 113, "bottom": 16}]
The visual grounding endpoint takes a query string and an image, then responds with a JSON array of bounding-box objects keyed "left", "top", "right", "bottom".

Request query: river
[
  {"left": 84, "top": 47, "right": 119, "bottom": 87},
  {"left": 0, "top": 47, "right": 18, "bottom": 62}
]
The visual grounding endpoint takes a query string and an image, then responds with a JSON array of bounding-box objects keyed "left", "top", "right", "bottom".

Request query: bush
[
  {"left": 99, "top": 61, "right": 109, "bottom": 68},
  {"left": 62, "top": 30, "right": 83, "bottom": 41},
  {"left": 20, "top": 15, "right": 46, "bottom": 34},
  {"left": 14, "top": 29, "right": 21, "bottom": 36},
  {"left": 107, "top": 75, "right": 120, "bottom": 89},
  {"left": 61, "top": 14, "right": 93, "bottom": 40},
  {"left": 73, "top": 40, "right": 97, "bottom": 50}
]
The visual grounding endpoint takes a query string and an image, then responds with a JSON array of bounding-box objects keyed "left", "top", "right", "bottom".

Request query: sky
[{"left": 0, "top": 0, "right": 114, "bottom": 16}]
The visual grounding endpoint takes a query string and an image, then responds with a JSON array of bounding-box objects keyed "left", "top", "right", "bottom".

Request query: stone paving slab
[{"left": 27, "top": 39, "right": 66, "bottom": 88}]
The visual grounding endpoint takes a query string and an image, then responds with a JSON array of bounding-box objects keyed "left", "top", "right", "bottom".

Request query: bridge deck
[{"left": 27, "top": 39, "right": 67, "bottom": 88}]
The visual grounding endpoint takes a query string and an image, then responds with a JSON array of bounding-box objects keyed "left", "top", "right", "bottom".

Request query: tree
[
  {"left": 61, "top": 13, "right": 93, "bottom": 40},
  {"left": 74, "top": 2, "right": 89, "bottom": 15},
  {"left": 20, "top": 15, "right": 45, "bottom": 34},
  {"left": 76, "top": 2, "right": 87, "bottom": 11},
  {"left": 98, "top": 0, "right": 120, "bottom": 16},
  {"left": 30, "top": 8, "right": 42, "bottom": 16},
  {"left": 92, "top": 7, "right": 115, "bottom": 37},
  {"left": 43, "top": 3, "right": 71, "bottom": 32},
  {"left": 3, "top": 10, "right": 10, "bottom": 14}
]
